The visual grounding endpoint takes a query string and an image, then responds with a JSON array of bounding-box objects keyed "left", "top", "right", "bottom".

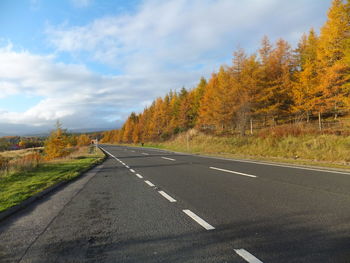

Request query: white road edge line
[
  {"left": 161, "top": 157, "right": 176, "bottom": 161},
  {"left": 182, "top": 209, "right": 215, "bottom": 230},
  {"left": 139, "top": 145, "right": 350, "bottom": 175},
  {"left": 234, "top": 249, "right": 263, "bottom": 263},
  {"left": 130, "top": 169, "right": 135, "bottom": 173},
  {"left": 136, "top": 173, "right": 143, "bottom": 179},
  {"left": 144, "top": 180, "right": 155, "bottom": 187},
  {"left": 210, "top": 167, "right": 257, "bottom": 178},
  {"left": 99, "top": 148, "right": 127, "bottom": 168},
  {"left": 158, "top": 191, "right": 176, "bottom": 202},
  {"left": 198, "top": 154, "right": 350, "bottom": 175},
  {"left": 100, "top": 147, "right": 115, "bottom": 158}
]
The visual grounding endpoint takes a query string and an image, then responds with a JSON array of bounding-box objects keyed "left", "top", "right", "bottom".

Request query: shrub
[
  {"left": 9, "top": 152, "right": 42, "bottom": 171},
  {"left": 0, "top": 156, "right": 9, "bottom": 174}
]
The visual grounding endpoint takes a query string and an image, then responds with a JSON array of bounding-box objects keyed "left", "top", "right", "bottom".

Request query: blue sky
[{"left": 0, "top": 0, "right": 332, "bottom": 135}]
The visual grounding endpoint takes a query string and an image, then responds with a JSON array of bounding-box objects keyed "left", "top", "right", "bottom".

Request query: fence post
[{"left": 186, "top": 133, "right": 189, "bottom": 151}]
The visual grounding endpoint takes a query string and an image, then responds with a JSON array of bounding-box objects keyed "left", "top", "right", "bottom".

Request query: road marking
[
  {"left": 130, "top": 169, "right": 135, "bottom": 173},
  {"left": 145, "top": 180, "right": 155, "bottom": 187},
  {"left": 210, "top": 167, "right": 257, "bottom": 178},
  {"left": 131, "top": 150, "right": 135, "bottom": 152},
  {"left": 182, "top": 210, "right": 215, "bottom": 230},
  {"left": 195, "top": 154, "right": 350, "bottom": 175},
  {"left": 136, "top": 173, "right": 143, "bottom": 179},
  {"left": 100, "top": 148, "right": 115, "bottom": 158},
  {"left": 100, "top": 148, "right": 127, "bottom": 169},
  {"left": 161, "top": 157, "right": 176, "bottom": 161},
  {"left": 234, "top": 249, "right": 263, "bottom": 263},
  {"left": 158, "top": 191, "right": 176, "bottom": 202},
  {"left": 125, "top": 165, "right": 130, "bottom": 168},
  {"left": 142, "top": 153, "right": 149, "bottom": 155}
]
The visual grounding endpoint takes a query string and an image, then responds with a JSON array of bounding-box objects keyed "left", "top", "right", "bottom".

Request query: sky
[{"left": 0, "top": 0, "right": 332, "bottom": 135}]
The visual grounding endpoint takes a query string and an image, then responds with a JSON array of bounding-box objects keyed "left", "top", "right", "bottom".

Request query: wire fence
[{"left": 199, "top": 113, "right": 350, "bottom": 136}]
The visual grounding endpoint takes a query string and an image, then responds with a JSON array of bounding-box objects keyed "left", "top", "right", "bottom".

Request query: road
[{"left": 0, "top": 145, "right": 349, "bottom": 262}]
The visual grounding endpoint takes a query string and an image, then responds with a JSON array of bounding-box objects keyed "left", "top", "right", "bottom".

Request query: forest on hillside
[{"left": 101, "top": 0, "right": 350, "bottom": 144}]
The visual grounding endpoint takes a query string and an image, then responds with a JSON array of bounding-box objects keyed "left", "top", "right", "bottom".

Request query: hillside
[{"left": 99, "top": 0, "right": 350, "bottom": 168}]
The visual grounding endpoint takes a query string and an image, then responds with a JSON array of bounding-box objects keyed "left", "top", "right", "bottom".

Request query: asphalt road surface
[{"left": 1, "top": 145, "right": 349, "bottom": 262}]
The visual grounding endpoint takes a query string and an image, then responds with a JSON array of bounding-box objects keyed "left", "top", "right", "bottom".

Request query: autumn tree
[
  {"left": 257, "top": 38, "right": 294, "bottom": 124},
  {"left": 293, "top": 29, "right": 320, "bottom": 121},
  {"left": 122, "top": 112, "right": 138, "bottom": 143},
  {"left": 77, "top": 134, "right": 91, "bottom": 146},
  {"left": 44, "top": 121, "right": 70, "bottom": 159},
  {"left": 191, "top": 78, "right": 207, "bottom": 125},
  {"left": 316, "top": 0, "right": 350, "bottom": 120},
  {"left": 197, "top": 74, "right": 218, "bottom": 130},
  {"left": 234, "top": 53, "right": 262, "bottom": 135}
]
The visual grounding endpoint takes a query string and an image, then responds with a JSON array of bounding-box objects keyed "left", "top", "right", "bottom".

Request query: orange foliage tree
[{"left": 101, "top": 0, "right": 350, "bottom": 142}]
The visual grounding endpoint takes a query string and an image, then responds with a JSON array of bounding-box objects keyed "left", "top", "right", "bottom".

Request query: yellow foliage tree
[
  {"left": 77, "top": 134, "right": 91, "bottom": 146},
  {"left": 44, "top": 121, "right": 70, "bottom": 160},
  {"left": 316, "top": 0, "right": 350, "bottom": 118}
]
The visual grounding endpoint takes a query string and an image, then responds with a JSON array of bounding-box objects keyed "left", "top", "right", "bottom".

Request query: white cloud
[
  {"left": 0, "top": 0, "right": 331, "bottom": 134},
  {"left": 47, "top": 0, "right": 330, "bottom": 74},
  {"left": 0, "top": 44, "right": 199, "bottom": 133},
  {"left": 0, "top": 81, "right": 19, "bottom": 98}
]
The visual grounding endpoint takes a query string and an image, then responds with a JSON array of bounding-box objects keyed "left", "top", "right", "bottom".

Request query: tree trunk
[
  {"left": 334, "top": 103, "right": 338, "bottom": 120},
  {"left": 240, "top": 124, "right": 246, "bottom": 136},
  {"left": 318, "top": 112, "right": 322, "bottom": 131},
  {"left": 250, "top": 118, "right": 253, "bottom": 135},
  {"left": 306, "top": 111, "right": 310, "bottom": 123}
]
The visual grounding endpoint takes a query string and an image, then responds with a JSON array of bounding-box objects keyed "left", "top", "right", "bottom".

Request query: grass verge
[
  {"left": 0, "top": 147, "right": 105, "bottom": 212},
  {"left": 127, "top": 131, "right": 350, "bottom": 171}
]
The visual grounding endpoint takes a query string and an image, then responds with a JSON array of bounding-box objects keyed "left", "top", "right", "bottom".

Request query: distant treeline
[
  {"left": 101, "top": 0, "right": 350, "bottom": 143},
  {"left": 0, "top": 131, "right": 102, "bottom": 153},
  {"left": 0, "top": 136, "right": 45, "bottom": 152}
]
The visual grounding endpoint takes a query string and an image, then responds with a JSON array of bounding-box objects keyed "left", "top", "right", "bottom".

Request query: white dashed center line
[
  {"left": 182, "top": 209, "right": 215, "bottom": 230},
  {"left": 210, "top": 167, "right": 257, "bottom": 178},
  {"left": 158, "top": 191, "right": 177, "bottom": 202},
  {"left": 136, "top": 173, "right": 143, "bottom": 179},
  {"left": 144, "top": 180, "right": 155, "bottom": 187},
  {"left": 234, "top": 249, "right": 263, "bottom": 263},
  {"left": 161, "top": 157, "right": 176, "bottom": 161}
]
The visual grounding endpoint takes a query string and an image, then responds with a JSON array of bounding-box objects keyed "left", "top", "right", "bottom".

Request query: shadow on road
[{"left": 5, "top": 213, "right": 348, "bottom": 263}]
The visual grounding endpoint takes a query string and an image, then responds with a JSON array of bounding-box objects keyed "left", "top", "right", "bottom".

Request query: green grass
[{"left": 0, "top": 147, "right": 105, "bottom": 212}]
